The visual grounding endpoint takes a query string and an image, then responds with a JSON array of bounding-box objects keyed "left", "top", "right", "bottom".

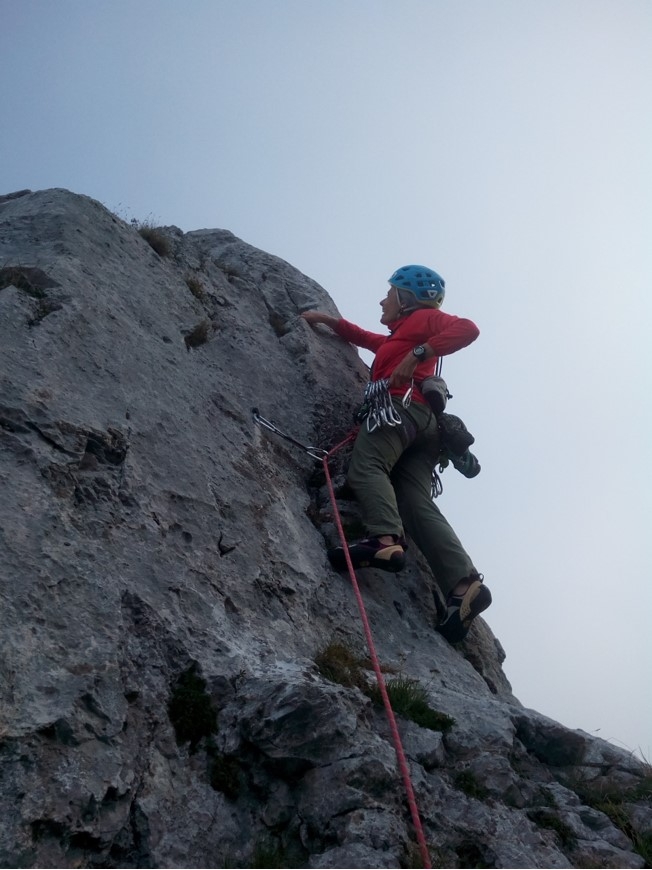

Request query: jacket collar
[{"left": 388, "top": 308, "right": 419, "bottom": 334}]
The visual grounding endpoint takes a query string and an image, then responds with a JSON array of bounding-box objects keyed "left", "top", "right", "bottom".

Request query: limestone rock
[{"left": 0, "top": 189, "right": 649, "bottom": 869}]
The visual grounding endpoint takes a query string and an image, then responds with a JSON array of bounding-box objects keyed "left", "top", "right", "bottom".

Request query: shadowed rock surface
[{"left": 0, "top": 188, "right": 650, "bottom": 869}]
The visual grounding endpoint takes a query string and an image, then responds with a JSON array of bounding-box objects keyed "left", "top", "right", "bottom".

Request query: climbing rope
[
  {"left": 252, "top": 409, "right": 433, "bottom": 868},
  {"left": 323, "top": 436, "right": 432, "bottom": 870}
]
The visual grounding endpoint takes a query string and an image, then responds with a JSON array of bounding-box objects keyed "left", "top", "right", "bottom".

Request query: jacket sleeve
[
  {"left": 425, "top": 310, "right": 480, "bottom": 356},
  {"left": 333, "top": 318, "right": 387, "bottom": 353}
]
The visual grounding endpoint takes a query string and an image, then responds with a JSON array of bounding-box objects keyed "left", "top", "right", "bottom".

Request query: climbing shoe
[
  {"left": 328, "top": 537, "right": 406, "bottom": 573},
  {"left": 435, "top": 576, "right": 492, "bottom": 644}
]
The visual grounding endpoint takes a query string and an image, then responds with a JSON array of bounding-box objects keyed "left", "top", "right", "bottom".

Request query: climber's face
[{"left": 380, "top": 286, "right": 402, "bottom": 325}]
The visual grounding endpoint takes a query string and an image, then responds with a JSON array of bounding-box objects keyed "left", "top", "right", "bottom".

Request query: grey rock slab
[{"left": 1, "top": 188, "right": 649, "bottom": 870}]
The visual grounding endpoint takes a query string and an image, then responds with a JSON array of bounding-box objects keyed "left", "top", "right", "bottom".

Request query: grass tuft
[
  {"left": 184, "top": 319, "right": 211, "bottom": 349},
  {"left": 185, "top": 275, "right": 206, "bottom": 302},
  {"left": 568, "top": 769, "right": 652, "bottom": 863},
  {"left": 0, "top": 265, "right": 56, "bottom": 298},
  {"left": 314, "top": 641, "right": 370, "bottom": 691},
  {"left": 315, "top": 644, "right": 454, "bottom": 734},
  {"left": 131, "top": 218, "right": 172, "bottom": 257},
  {"left": 367, "top": 677, "right": 455, "bottom": 733}
]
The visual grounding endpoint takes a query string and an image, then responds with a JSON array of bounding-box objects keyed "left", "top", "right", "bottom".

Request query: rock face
[{"left": 0, "top": 188, "right": 650, "bottom": 869}]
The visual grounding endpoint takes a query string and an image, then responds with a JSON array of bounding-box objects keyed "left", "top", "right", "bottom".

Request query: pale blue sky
[{"left": 3, "top": 0, "right": 651, "bottom": 758}]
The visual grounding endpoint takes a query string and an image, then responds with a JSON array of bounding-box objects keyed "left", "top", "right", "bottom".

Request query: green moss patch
[
  {"left": 527, "top": 809, "right": 577, "bottom": 850},
  {"left": 454, "top": 769, "right": 490, "bottom": 801}
]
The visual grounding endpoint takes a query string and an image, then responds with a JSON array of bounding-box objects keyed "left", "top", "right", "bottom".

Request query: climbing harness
[{"left": 252, "top": 413, "right": 432, "bottom": 869}]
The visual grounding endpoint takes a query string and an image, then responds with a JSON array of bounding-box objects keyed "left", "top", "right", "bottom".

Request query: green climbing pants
[{"left": 347, "top": 399, "right": 476, "bottom": 597}]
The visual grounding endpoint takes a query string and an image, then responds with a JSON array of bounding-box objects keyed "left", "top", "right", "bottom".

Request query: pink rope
[{"left": 323, "top": 435, "right": 432, "bottom": 869}]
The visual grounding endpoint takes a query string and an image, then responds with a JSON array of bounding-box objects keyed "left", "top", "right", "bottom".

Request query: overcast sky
[{"left": 3, "top": 0, "right": 651, "bottom": 760}]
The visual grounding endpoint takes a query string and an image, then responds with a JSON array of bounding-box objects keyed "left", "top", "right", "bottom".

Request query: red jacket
[{"left": 334, "top": 308, "right": 479, "bottom": 405}]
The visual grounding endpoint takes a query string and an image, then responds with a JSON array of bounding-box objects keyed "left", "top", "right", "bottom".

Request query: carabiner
[{"left": 402, "top": 380, "right": 414, "bottom": 408}]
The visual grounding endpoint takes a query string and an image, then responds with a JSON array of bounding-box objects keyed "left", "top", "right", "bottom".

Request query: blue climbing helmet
[{"left": 388, "top": 264, "right": 446, "bottom": 308}]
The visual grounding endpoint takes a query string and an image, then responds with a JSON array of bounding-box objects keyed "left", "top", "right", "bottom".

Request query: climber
[{"left": 301, "top": 264, "right": 491, "bottom": 644}]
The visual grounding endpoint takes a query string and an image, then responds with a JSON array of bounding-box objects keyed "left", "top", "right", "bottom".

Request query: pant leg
[
  {"left": 347, "top": 399, "right": 433, "bottom": 539},
  {"left": 346, "top": 417, "right": 407, "bottom": 539},
  {"left": 391, "top": 426, "right": 477, "bottom": 597}
]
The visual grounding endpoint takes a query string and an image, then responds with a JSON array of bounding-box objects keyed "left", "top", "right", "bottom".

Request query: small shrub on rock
[
  {"left": 208, "top": 749, "right": 242, "bottom": 800},
  {"left": 168, "top": 666, "right": 217, "bottom": 752}
]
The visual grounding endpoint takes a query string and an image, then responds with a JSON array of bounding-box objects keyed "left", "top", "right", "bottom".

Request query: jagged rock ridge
[{"left": 0, "top": 189, "right": 650, "bottom": 869}]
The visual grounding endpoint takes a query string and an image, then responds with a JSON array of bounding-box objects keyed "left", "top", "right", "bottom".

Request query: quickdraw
[
  {"left": 359, "top": 378, "right": 413, "bottom": 432},
  {"left": 251, "top": 408, "right": 329, "bottom": 461},
  {"left": 254, "top": 385, "right": 448, "bottom": 505}
]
